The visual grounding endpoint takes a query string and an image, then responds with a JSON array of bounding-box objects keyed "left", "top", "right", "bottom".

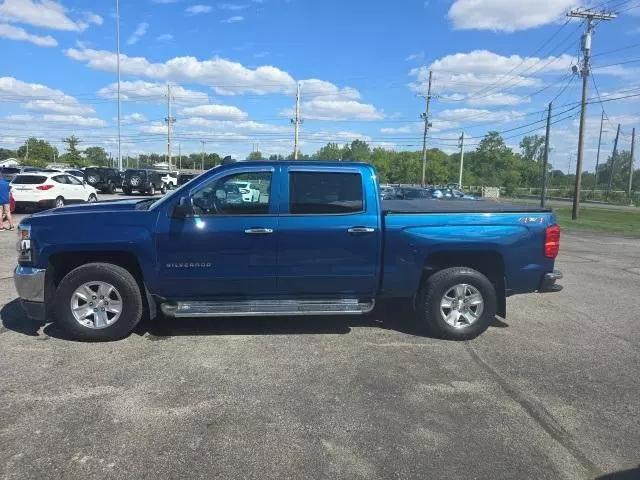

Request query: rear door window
[{"left": 289, "top": 172, "right": 363, "bottom": 214}]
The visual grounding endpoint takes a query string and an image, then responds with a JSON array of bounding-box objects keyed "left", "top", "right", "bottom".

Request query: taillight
[
  {"left": 36, "top": 185, "right": 54, "bottom": 191},
  {"left": 239, "top": 188, "right": 249, "bottom": 194},
  {"left": 544, "top": 225, "right": 560, "bottom": 259}
]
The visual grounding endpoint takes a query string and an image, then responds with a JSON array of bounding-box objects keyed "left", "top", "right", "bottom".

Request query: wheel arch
[
  {"left": 417, "top": 250, "right": 506, "bottom": 318},
  {"left": 47, "top": 251, "right": 157, "bottom": 321}
]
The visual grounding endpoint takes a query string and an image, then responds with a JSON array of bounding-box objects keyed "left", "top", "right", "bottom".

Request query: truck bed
[{"left": 382, "top": 198, "right": 551, "bottom": 214}]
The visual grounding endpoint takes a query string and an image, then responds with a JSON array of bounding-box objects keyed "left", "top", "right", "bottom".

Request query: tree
[
  {"left": 84, "top": 146, "right": 109, "bottom": 167},
  {"left": 0, "top": 148, "right": 17, "bottom": 161},
  {"left": 344, "top": 140, "right": 371, "bottom": 162},
  {"left": 269, "top": 154, "right": 284, "bottom": 161},
  {"left": 313, "top": 143, "right": 343, "bottom": 161},
  {"left": 17, "top": 138, "right": 58, "bottom": 167},
  {"left": 520, "top": 135, "right": 546, "bottom": 162},
  {"left": 247, "top": 151, "right": 264, "bottom": 161},
  {"left": 60, "top": 135, "right": 83, "bottom": 165}
]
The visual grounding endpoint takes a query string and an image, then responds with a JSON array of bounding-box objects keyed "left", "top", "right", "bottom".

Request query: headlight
[{"left": 16, "top": 224, "right": 32, "bottom": 263}]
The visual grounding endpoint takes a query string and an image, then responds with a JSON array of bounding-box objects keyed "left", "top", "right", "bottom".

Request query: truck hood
[{"left": 29, "top": 198, "right": 151, "bottom": 217}]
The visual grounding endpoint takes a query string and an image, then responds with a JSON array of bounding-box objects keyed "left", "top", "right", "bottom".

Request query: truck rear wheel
[
  {"left": 416, "top": 267, "right": 496, "bottom": 340},
  {"left": 54, "top": 263, "right": 143, "bottom": 341}
]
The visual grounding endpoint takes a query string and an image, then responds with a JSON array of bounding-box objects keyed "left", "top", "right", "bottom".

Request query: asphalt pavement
[{"left": 0, "top": 198, "right": 638, "bottom": 480}]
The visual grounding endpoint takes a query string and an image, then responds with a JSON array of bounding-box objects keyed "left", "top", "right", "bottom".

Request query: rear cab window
[{"left": 289, "top": 171, "right": 364, "bottom": 214}]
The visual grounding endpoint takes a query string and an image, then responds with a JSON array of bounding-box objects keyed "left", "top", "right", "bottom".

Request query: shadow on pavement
[
  {"left": 1, "top": 299, "right": 45, "bottom": 336},
  {"left": 596, "top": 466, "right": 640, "bottom": 480},
  {"left": 2, "top": 296, "right": 509, "bottom": 341}
]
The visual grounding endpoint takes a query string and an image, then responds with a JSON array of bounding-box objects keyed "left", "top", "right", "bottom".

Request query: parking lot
[{"left": 1, "top": 199, "right": 639, "bottom": 479}]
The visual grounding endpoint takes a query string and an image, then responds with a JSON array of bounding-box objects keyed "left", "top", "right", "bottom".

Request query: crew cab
[{"left": 14, "top": 162, "right": 562, "bottom": 341}]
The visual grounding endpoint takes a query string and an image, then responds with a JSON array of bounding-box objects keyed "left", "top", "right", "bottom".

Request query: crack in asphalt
[{"left": 464, "top": 341, "right": 604, "bottom": 478}]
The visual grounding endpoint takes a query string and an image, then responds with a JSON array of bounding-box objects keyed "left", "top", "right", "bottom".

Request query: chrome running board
[{"left": 160, "top": 298, "right": 375, "bottom": 318}]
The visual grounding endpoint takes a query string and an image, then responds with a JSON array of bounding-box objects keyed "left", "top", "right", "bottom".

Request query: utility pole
[
  {"left": 200, "top": 140, "right": 205, "bottom": 171},
  {"left": 420, "top": 70, "right": 433, "bottom": 187},
  {"left": 25, "top": 139, "right": 29, "bottom": 163},
  {"left": 541, "top": 102, "right": 552, "bottom": 208},
  {"left": 291, "top": 82, "right": 302, "bottom": 160},
  {"left": 178, "top": 143, "right": 182, "bottom": 171},
  {"left": 628, "top": 127, "right": 636, "bottom": 202},
  {"left": 593, "top": 110, "right": 605, "bottom": 191},
  {"left": 567, "top": 7, "right": 616, "bottom": 220},
  {"left": 116, "top": 0, "right": 122, "bottom": 171},
  {"left": 606, "top": 123, "right": 621, "bottom": 201},
  {"left": 165, "top": 84, "right": 176, "bottom": 172},
  {"left": 457, "top": 132, "right": 465, "bottom": 188}
]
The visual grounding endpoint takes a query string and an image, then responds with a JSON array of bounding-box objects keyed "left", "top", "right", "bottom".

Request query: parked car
[
  {"left": 161, "top": 172, "right": 178, "bottom": 189},
  {"left": 177, "top": 173, "right": 198, "bottom": 186},
  {"left": 396, "top": 186, "right": 433, "bottom": 200},
  {"left": 0, "top": 166, "right": 20, "bottom": 182},
  {"left": 84, "top": 167, "right": 122, "bottom": 194},
  {"left": 432, "top": 188, "right": 478, "bottom": 200},
  {"left": 228, "top": 180, "right": 261, "bottom": 202},
  {"left": 122, "top": 169, "right": 166, "bottom": 195},
  {"left": 13, "top": 161, "right": 562, "bottom": 342},
  {"left": 11, "top": 172, "right": 98, "bottom": 211},
  {"left": 380, "top": 185, "right": 400, "bottom": 200}
]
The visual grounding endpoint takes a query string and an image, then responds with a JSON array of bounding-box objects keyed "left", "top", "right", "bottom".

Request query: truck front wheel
[
  {"left": 54, "top": 263, "right": 143, "bottom": 341},
  {"left": 416, "top": 267, "right": 496, "bottom": 340}
]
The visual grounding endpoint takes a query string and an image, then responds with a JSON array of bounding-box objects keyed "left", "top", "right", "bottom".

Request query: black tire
[
  {"left": 159, "top": 184, "right": 167, "bottom": 195},
  {"left": 123, "top": 187, "right": 132, "bottom": 195},
  {"left": 416, "top": 267, "right": 496, "bottom": 340},
  {"left": 87, "top": 194, "right": 97, "bottom": 203},
  {"left": 54, "top": 196, "right": 65, "bottom": 208},
  {"left": 148, "top": 185, "right": 156, "bottom": 196},
  {"left": 54, "top": 263, "right": 143, "bottom": 341},
  {"left": 107, "top": 183, "right": 116, "bottom": 194}
]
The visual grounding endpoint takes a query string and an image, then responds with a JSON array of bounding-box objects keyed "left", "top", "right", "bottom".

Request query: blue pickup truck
[{"left": 14, "top": 161, "right": 562, "bottom": 341}]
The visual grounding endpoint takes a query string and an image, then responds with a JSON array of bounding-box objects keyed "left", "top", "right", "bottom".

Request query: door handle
[
  {"left": 244, "top": 228, "right": 274, "bottom": 234},
  {"left": 347, "top": 227, "right": 376, "bottom": 234}
]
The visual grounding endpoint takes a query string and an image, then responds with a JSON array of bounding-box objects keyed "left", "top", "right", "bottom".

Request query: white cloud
[
  {"left": 0, "top": 0, "right": 102, "bottom": 32},
  {"left": 296, "top": 99, "right": 384, "bottom": 121},
  {"left": 300, "top": 79, "right": 361, "bottom": 100},
  {"left": 448, "top": 0, "right": 575, "bottom": 32},
  {"left": 0, "top": 76, "right": 96, "bottom": 120},
  {"left": 180, "top": 104, "right": 248, "bottom": 120},
  {"left": 218, "top": 3, "right": 249, "bottom": 10},
  {"left": 66, "top": 47, "right": 297, "bottom": 95},
  {"left": 157, "top": 33, "right": 174, "bottom": 41},
  {"left": 409, "top": 50, "right": 574, "bottom": 105},
  {"left": 24, "top": 99, "right": 94, "bottom": 115},
  {"left": 0, "top": 22, "right": 57, "bottom": 46},
  {"left": 127, "top": 22, "right": 149, "bottom": 45},
  {"left": 465, "top": 92, "right": 530, "bottom": 106},
  {"left": 42, "top": 114, "right": 107, "bottom": 127},
  {"left": 186, "top": 4, "right": 213, "bottom": 15},
  {"left": 437, "top": 108, "right": 524, "bottom": 123},
  {"left": 98, "top": 80, "right": 209, "bottom": 104},
  {"left": 221, "top": 15, "right": 244, "bottom": 23},
  {"left": 405, "top": 52, "right": 424, "bottom": 62},
  {"left": 122, "top": 113, "right": 148, "bottom": 124}
]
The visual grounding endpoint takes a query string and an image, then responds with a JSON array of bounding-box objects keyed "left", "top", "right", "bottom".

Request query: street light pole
[{"left": 116, "top": 0, "right": 122, "bottom": 171}]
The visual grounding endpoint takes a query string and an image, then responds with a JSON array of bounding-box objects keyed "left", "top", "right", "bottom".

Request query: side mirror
[{"left": 173, "top": 196, "right": 194, "bottom": 218}]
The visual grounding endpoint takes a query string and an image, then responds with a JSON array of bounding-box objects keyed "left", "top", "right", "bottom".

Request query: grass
[{"left": 554, "top": 207, "right": 640, "bottom": 236}]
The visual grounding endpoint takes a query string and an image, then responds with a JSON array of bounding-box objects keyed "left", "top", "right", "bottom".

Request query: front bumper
[
  {"left": 539, "top": 270, "right": 563, "bottom": 292},
  {"left": 14, "top": 265, "right": 47, "bottom": 321}
]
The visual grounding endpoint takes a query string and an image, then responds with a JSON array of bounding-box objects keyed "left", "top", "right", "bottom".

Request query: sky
[{"left": 0, "top": 0, "right": 639, "bottom": 172}]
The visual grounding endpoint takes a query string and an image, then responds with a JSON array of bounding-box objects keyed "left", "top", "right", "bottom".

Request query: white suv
[
  {"left": 229, "top": 181, "right": 261, "bottom": 202},
  {"left": 11, "top": 172, "right": 98, "bottom": 211}
]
